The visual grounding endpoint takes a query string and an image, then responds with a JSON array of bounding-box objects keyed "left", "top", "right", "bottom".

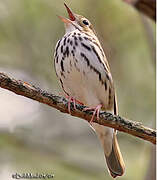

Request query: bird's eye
[{"left": 82, "top": 19, "right": 89, "bottom": 26}]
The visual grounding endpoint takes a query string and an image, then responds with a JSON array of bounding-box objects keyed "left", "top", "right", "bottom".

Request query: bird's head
[{"left": 59, "top": 3, "right": 96, "bottom": 35}]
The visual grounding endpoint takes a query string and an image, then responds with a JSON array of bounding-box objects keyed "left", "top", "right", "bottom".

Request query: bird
[{"left": 54, "top": 3, "right": 125, "bottom": 178}]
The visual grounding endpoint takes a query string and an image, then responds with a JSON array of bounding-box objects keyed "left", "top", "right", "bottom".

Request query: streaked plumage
[{"left": 54, "top": 3, "right": 125, "bottom": 178}]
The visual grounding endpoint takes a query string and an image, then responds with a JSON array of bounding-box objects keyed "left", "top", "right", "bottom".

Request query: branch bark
[
  {"left": 0, "top": 72, "right": 156, "bottom": 144},
  {"left": 124, "top": 0, "right": 156, "bottom": 21}
]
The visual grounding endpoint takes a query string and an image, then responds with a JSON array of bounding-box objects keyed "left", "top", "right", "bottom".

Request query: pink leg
[
  {"left": 59, "top": 92, "right": 84, "bottom": 114},
  {"left": 67, "top": 96, "right": 77, "bottom": 114},
  {"left": 65, "top": 95, "right": 83, "bottom": 114},
  {"left": 83, "top": 104, "right": 102, "bottom": 124}
]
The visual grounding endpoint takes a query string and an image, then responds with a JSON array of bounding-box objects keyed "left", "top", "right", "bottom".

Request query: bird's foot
[
  {"left": 59, "top": 92, "right": 84, "bottom": 114},
  {"left": 64, "top": 95, "right": 83, "bottom": 114},
  {"left": 83, "top": 104, "right": 102, "bottom": 124}
]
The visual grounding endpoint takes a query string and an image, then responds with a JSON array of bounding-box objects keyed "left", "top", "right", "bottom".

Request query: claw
[
  {"left": 65, "top": 95, "right": 83, "bottom": 114},
  {"left": 83, "top": 104, "right": 102, "bottom": 124},
  {"left": 59, "top": 92, "right": 84, "bottom": 114}
]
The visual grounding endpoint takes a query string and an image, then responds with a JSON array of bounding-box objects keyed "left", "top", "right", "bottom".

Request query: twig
[
  {"left": 123, "top": 0, "right": 156, "bottom": 21},
  {"left": 0, "top": 72, "right": 156, "bottom": 144}
]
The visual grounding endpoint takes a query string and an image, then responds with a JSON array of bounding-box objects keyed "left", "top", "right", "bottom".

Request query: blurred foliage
[{"left": 0, "top": 0, "right": 155, "bottom": 180}]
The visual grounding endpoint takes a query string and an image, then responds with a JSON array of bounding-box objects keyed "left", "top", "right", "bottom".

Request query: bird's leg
[
  {"left": 58, "top": 93, "right": 75, "bottom": 113},
  {"left": 64, "top": 94, "right": 83, "bottom": 114},
  {"left": 59, "top": 92, "right": 84, "bottom": 113},
  {"left": 83, "top": 104, "right": 102, "bottom": 124},
  {"left": 67, "top": 96, "right": 75, "bottom": 114}
]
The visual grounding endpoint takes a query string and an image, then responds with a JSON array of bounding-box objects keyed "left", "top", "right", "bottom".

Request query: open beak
[
  {"left": 58, "top": 16, "right": 72, "bottom": 24},
  {"left": 58, "top": 3, "right": 75, "bottom": 24},
  {"left": 64, "top": 3, "right": 75, "bottom": 21}
]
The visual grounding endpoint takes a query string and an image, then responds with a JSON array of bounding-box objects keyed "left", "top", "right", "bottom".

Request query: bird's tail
[
  {"left": 92, "top": 123, "right": 125, "bottom": 178},
  {"left": 105, "top": 131, "right": 125, "bottom": 178},
  {"left": 104, "top": 93, "right": 125, "bottom": 178}
]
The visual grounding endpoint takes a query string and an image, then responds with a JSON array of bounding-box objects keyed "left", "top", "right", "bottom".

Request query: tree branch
[
  {"left": 0, "top": 72, "right": 156, "bottom": 144},
  {"left": 124, "top": 0, "right": 156, "bottom": 21}
]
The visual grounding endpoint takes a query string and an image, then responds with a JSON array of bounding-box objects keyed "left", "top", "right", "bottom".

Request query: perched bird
[{"left": 54, "top": 3, "right": 125, "bottom": 178}]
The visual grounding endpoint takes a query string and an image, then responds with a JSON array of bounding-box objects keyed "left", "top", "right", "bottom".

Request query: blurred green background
[{"left": 0, "top": 0, "right": 155, "bottom": 180}]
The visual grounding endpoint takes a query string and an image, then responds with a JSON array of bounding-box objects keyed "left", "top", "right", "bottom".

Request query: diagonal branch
[{"left": 0, "top": 72, "right": 156, "bottom": 144}]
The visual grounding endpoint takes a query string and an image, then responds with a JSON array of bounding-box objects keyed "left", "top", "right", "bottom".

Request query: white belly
[{"left": 57, "top": 55, "right": 109, "bottom": 108}]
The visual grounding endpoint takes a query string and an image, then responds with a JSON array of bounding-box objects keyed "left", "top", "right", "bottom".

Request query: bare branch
[
  {"left": 123, "top": 0, "right": 156, "bottom": 21},
  {"left": 0, "top": 72, "right": 156, "bottom": 144}
]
